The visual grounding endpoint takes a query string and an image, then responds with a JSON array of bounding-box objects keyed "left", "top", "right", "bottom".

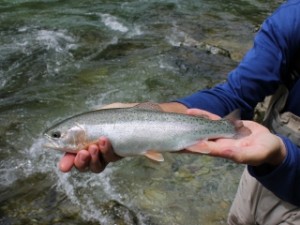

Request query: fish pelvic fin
[
  {"left": 186, "top": 140, "right": 211, "bottom": 154},
  {"left": 224, "top": 109, "right": 252, "bottom": 138},
  {"left": 144, "top": 150, "right": 164, "bottom": 162}
]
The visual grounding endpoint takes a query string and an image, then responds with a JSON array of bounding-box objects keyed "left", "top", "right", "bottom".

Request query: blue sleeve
[
  {"left": 176, "top": 0, "right": 300, "bottom": 206},
  {"left": 248, "top": 136, "right": 300, "bottom": 206},
  {"left": 176, "top": 0, "right": 300, "bottom": 119}
]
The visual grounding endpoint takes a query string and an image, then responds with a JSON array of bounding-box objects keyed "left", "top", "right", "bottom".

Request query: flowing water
[{"left": 0, "top": 0, "right": 282, "bottom": 224}]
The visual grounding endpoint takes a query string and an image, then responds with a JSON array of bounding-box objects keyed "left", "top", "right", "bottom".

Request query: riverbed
[{"left": 0, "top": 0, "right": 282, "bottom": 224}]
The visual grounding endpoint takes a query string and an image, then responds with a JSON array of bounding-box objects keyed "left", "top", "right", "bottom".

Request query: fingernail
[
  {"left": 99, "top": 139, "right": 106, "bottom": 148},
  {"left": 90, "top": 148, "right": 97, "bottom": 156}
]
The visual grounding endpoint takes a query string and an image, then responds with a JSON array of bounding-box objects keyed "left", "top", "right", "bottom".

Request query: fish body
[{"left": 44, "top": 104, "right": 249, "bottom": 161}]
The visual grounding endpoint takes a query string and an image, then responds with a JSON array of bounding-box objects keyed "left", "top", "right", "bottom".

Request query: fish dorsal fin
[
  {"left": 144, "top": 150, "right": 164, "bottom": 162},
  {"left": 91, "top": 102, "right": 162, "bottom": 112},
  {"left": 132, "top": 102, "right": 163, "bottom": 112}
]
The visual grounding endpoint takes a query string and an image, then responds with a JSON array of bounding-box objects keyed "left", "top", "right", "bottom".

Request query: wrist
[{"left": 267, "top": 135, "right": 287, "bottom": 166}]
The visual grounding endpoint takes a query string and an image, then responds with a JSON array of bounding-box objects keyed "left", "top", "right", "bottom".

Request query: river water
[{"left": 0, "top": 0, "right": 282, "bottom": 224}]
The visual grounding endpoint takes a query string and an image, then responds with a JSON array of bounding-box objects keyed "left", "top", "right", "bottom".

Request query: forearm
[
  {"left": 176, "top": 87, "right": 250, "bottom": 118},
  {"left": 266, "top": 135, "right": 287, "bottom": 166},
  {"left": 159, "top": 102, "right": 188, "bottom": 113},
  {"left": 177, "top": 3, "right": 300, "bottom": 120}
]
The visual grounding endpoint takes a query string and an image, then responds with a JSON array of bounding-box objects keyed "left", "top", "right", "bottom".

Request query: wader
[{"left": 228, "top": 70, "right": 300, "bottom": 225}]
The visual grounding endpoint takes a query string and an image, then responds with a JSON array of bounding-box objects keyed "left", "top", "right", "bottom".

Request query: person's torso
[{"left": 263, "top": 63, "right": 300, "bottom": 146}]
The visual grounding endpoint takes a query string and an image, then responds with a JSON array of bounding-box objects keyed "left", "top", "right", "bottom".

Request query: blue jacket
[{"left": 177, "top": 0, "right": 300, "bottom": 206}]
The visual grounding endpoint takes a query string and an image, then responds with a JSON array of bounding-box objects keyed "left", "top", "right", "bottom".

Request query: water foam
[
  {"left": 100, "top": 13, "right": 129, "bottom": 33},
  {"left": 127, "top": 25, "right": 143, "bottom": 38},
  {"left": 35, "top": 29, "right": 78, "bottom": 75},
  {"left": 86, "top": 89, "right": 119, "bottom": 109},
  {"left": 0, "top": 70, "right": 6, "bottom": 89},
  {"left": 165, "top": 25, "right": 187, "bottom": 47},
  {"left": 27, "top": 137, "right": 128, "bottom": 224},
  {"left": 0, "top": 137, "right": 52, "bottom": 187},
  {"left": 54, "top": 163, "right": 122, "bottom": 224},
  {"left": 36, "top": 29, "right": 77, "bottom": 52}
]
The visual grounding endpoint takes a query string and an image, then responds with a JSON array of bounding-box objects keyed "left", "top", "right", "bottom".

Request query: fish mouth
[
  {"left": 43, "top": 134, "right": 80, "bottom": 153},
  {"left": 43, "top": 133, "right": 63, "bottom": 150},
  {"left": 43, "top": 142, "right": 71, "bottom": 153},
  {"left": 43, "top": 143, "right": 61, "bottom": 150}
]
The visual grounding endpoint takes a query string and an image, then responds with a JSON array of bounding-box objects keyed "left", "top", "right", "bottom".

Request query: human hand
[
  {"left": 184, "top": 109, "right": 287, "bottom": 166},
  {"left": 59, "top": 137, "right": 122, "bottom": 173}
]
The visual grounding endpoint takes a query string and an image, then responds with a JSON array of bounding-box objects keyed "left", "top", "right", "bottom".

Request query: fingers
[
  {"left": 98, "top": 137, "right": 122, "bottom": 163},
  {"left": 187, "top": 138, "right": 262, "bottom": 166},
  {"left": 74, "top": 150, "right": 91, "bottom": 172},
  {"left": 187, "top": 109, "right": 221, "bottom": 120},
  {"left": 59, "top": 137, "right": 122, "bottom": 173},
  {"left": 185, "top": 139, "right": 242, "bottom": 162},
  {"left": 60, "top": 150, "right": 93, "bottom": 173},
  {"left": 87, "top": 137, "right": 121, "bottom": 173},
  {"left": 59, "top": 153, "right": 76, "bottom": 172},
  {"left": 88, "top": 144, "right": 106, "bottom": 173}
]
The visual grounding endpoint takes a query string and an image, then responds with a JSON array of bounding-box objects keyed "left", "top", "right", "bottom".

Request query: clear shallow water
[{"left": 0, "top": 0, "right": 282, "bottom": 224}]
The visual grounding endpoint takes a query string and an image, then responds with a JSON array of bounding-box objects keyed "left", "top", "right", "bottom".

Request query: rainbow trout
[{"left": 43, "top": 103, "right": 250, "bottom": 161}]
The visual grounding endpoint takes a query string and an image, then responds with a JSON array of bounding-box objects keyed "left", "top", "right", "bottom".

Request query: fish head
[{"left": 43, "top": 123, "right": 87, "bottom": 153}]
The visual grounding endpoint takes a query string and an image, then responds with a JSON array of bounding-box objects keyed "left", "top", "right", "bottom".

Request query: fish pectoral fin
[{"left": 144, "top": 150, "right": 164, "bottom": 162}]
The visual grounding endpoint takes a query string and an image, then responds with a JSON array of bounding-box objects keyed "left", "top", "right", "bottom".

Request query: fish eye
[{"left": 51, "top": 131, "right": 61, "bottom": 138}]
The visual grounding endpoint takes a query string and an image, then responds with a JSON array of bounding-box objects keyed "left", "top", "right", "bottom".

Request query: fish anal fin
[
  {"left": 144, "top": 150, "right": 164, "bottom": 162},
  {"left": 186, "top": 140, "right": 211, "bottom": 154}
]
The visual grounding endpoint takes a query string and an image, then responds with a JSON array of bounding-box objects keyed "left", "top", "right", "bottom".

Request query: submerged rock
[
  {"left": 196, "top": 42, "right": 231, "bottom": 58},
  {"left": 180, "top": 35, "right": 231, "bottom": 58},
  {"left": 101, "top": 200, "right": 139, "bottom": 225}
]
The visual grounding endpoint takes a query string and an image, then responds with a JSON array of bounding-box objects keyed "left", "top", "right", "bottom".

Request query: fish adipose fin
[{"left": 144, "top": 150, "right": 164, "bottom": 162}]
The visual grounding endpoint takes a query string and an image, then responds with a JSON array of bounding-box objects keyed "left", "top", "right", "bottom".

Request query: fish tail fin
[{"left": 224, "top": 109, "right": 252, "bottom": 138}]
